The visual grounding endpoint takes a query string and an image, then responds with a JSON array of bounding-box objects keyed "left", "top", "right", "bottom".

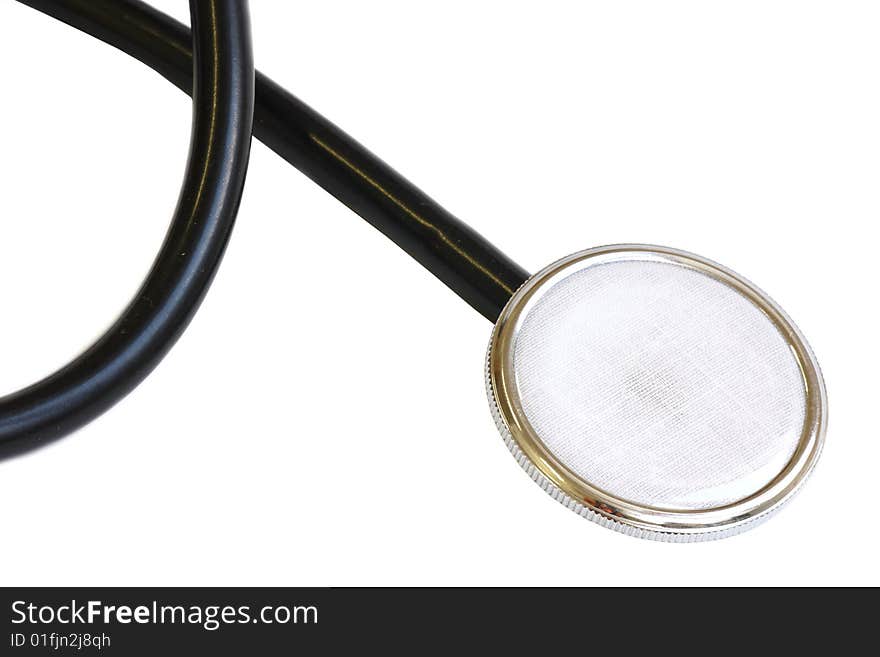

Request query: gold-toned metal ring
[{"left": 487, "top": 244, "right": 826, "bottom": 541}]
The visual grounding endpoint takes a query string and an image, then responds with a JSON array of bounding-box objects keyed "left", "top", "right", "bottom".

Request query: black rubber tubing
[
  {"left": 0, "top": 0, "right": 255, "bottom": 459},
  {"left": 15, "top": 0, "right": 530, "bottom": 322}
]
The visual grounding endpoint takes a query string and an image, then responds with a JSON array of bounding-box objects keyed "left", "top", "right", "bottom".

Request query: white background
[{"left": 1, "top": 1, "right": 877, "bottom": 586}]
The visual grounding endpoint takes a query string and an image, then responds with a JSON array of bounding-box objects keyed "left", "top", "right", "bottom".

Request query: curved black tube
[
  {"left": 16, "top": 0, "right": 530, "bottom": 321},
  {"left": 0, "top": 0, "right": 255, "bottom": 458}
]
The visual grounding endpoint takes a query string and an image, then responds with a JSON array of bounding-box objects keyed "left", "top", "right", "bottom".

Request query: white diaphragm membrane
[{"left": 487, "top": 245, "right": 826, "bottom": 541}]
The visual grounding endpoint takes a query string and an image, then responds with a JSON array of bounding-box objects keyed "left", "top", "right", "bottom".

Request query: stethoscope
[{"left": 2, "top": 0, "right": 826, "bottom": 541}]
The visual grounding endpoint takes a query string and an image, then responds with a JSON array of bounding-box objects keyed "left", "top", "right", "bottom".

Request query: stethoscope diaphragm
[{"left": 487, "top": 244, "right": 826, "bottom": 540}]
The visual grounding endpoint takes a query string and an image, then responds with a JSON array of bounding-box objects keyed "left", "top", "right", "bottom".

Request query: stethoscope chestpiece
[{"left": 487, "top": 244, "right": 826, "bottom": 541}]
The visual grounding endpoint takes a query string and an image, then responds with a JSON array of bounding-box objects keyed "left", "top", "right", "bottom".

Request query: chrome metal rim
[{"left": 486, "top": 244, "right": 827, "bottom": 541}]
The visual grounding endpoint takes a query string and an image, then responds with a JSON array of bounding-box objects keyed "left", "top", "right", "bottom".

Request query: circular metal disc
[{"left": 486, "top": 244, "right": 826, "bottom": 541}]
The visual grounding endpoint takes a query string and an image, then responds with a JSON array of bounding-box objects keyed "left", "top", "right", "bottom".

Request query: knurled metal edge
[{"left": 484, "top": 338, "right": 811, "bottom": 543}]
